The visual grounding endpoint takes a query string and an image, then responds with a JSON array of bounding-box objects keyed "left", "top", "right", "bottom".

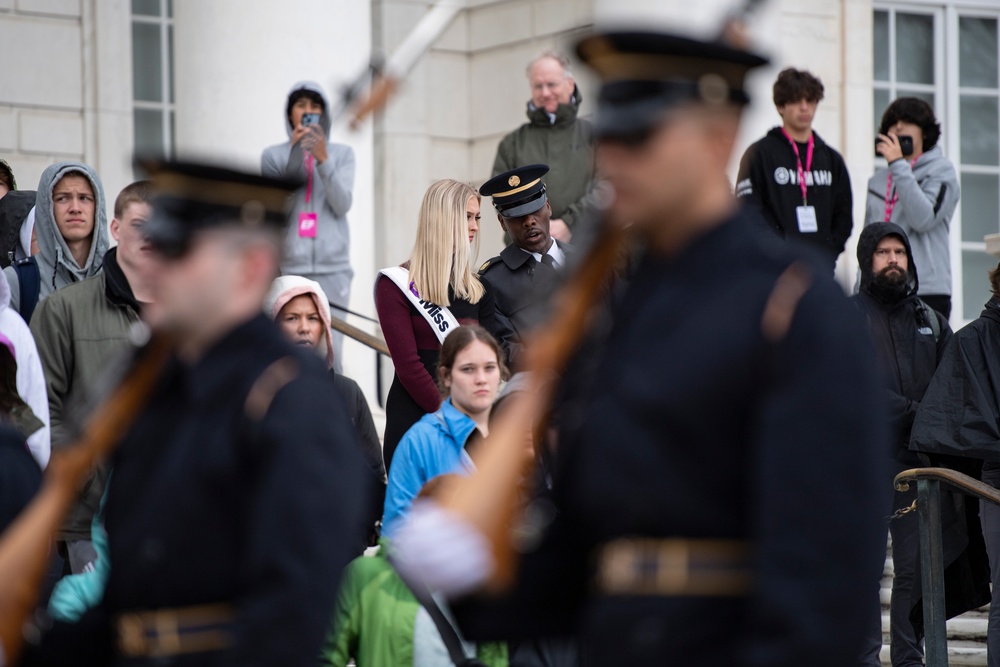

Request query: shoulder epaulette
[{"left": 479, "top": 257, "right": 499, "bottom": 274}]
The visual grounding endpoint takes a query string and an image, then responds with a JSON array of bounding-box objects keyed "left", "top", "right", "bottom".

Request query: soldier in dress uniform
[
  {"left": 478, "top": 164, "right": 575, "bottom": 367},
  {"left": 392, "top": 28, "right": 892, "bottom": 667},
  {"left": 22, "top": 161, "right": 371, "bottom": 666}
]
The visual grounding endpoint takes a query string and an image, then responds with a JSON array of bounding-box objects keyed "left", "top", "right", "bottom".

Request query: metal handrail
[
  {"left": 329, "top": 314, "right": 389, "bottom": 357},
  {"left": 895, "top": 467, "right": 1000, "bottom": 505},
  {"left": 893, "top": 467, "right": 1000, "bottom": 667}
]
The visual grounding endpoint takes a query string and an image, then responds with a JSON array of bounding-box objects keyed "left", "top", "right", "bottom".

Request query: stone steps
[{"left": 880, "top": 556, "right": 989, "bottom": 665}]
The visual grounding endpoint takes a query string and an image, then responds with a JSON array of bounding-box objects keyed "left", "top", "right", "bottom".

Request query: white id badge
[{"left": 796, "top": 205, "right": 818, "bottom": 233}]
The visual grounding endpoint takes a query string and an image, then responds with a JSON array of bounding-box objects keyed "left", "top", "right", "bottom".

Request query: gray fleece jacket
[
  {"left": 864, "top": 146, "right": 960, "bottom": 297},
  {"left": 3, "top": 161, "right": 110, "bottom": 316},
  {"left": 261, "top": 81, "right": 356, "bottom": 278}
]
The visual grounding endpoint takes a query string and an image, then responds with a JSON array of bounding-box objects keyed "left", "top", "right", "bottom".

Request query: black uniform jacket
[
  {"left": 28, "top": 315, "right": 371, "bottom": 667},
  {"left": 851, "top": 222, "right": 952, "bottom": 456},
  {"left": 479, "top": 240, "right": 575, "bottom": 367},
  {"left": 457, "top": 211, "right": 891, "bottom": 667}
]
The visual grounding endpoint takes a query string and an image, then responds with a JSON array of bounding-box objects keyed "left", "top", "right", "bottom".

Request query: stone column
[{"left": 172, "top": 0, "right": 378, "bottom": 402}]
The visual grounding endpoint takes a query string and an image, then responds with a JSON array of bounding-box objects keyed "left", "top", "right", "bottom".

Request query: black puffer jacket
[{"left": 851, "top": 222, "right": 951, "bottom": 458}]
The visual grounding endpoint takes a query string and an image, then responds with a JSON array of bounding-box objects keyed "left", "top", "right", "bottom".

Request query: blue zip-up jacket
[{"left": 382, "top": 399, "right": 477, "bottom": 538}]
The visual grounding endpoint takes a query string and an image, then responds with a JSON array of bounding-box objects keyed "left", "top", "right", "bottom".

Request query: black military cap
[
  {"left": 480, "top": 164, "right": 549, "bottom": 218},
  {"left": 139, "top": 160, "right": 300, "bottom": 258},
  {"left": 576, "top": 30, "right": 769, "bottom": 143}
]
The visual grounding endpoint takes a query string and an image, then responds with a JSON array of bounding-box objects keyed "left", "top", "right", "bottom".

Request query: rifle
[
  {"left": 0, "top": 333, "right": 172, "bottom": 664},
  {"left": 323, "top": 1, "right": 462, "bottom": 130}
]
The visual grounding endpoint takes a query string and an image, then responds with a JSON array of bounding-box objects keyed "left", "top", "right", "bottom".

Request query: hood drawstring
[{"left": 51, "top": 247, "right": 61, "bottom": 290}]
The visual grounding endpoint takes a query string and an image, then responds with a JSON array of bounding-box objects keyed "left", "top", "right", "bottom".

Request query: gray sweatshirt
[
  {"left": 864, "top": 145, "right": 960, "bottom": 297},
  {"left": 261, "top": 81, "right": 356, "bottom": 278},
  {"left": 3, "top": 161, "right": 110, "bottom": 316}
]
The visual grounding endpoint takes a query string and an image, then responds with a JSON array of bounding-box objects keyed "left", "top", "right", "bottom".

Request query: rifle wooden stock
[
  {"left": 349, "top": 76, "right": 399, "bottom": 130},
  {"left": 439, "top": 224, "right": 625, "bottom": 591},
  {"left": 0, "top": 335, "right": 171, "bottom": 664}
]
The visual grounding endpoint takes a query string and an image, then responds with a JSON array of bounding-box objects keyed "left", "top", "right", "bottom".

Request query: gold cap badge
[{"left": 508, "top": 175, "right": 520, "bottom": 187}]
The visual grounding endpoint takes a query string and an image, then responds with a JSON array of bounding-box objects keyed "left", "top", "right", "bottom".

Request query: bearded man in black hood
[{"left": 853, "top": 222, "right": 954, "bottom": 667}]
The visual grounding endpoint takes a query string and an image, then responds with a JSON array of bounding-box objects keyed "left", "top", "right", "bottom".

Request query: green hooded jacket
[
  {"left": 322, "top": 542, "right": 508, "bottom": 667},
  {"left": 30, "top": 249, "right": 140, "bottom": 540},
  {"left": 492, "top": 87, "right": 596, "bottom": 230}
]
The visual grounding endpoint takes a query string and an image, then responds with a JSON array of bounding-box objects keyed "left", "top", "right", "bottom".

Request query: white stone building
[{"left": 2, "top": 0, "right": 1000, "bottom": 413}]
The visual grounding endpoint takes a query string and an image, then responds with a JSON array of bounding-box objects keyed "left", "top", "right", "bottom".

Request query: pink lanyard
[
  {"left": 781, "top": 128, "right": 814, "bottom": 205},
  {"left": 883, "top": 158, "right": 919, "bottom": 222},
  {"left": 304, "top": 154, "right": 314, "bottom": 207}
]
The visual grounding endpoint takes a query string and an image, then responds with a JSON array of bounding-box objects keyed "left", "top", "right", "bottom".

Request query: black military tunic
[
  {"left": 28, "top": 315, "right": 371, "bottom": 666},
  {"left": 479, "top": 241, "right": 574, "bottom": 366},
  {"left": 457, "top": 210, "right": 891, "bottom": 667}
]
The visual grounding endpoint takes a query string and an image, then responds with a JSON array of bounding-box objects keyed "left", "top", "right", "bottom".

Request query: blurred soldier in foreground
[
  {"left": 21, "top": 162, "right": 371, "bottom": 666},
  {"left": 392, "top": 28, "right": 891, "bottom": 667}
]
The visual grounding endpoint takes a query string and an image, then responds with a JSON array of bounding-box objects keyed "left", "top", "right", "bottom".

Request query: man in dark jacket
[
  {"left": 20, "top": 162, "right": 371, "bottom": 667},
  {"left": 478, "top": 164, "right": 574, "bottom": 369},
  {"left": 30, "top": 181, "right": 152, "bottom": 575},
  {"left": 852, "top": 223, "right": 951, "bottom": 667},
  {"left": 492, "top": 52, "right": 597, "bottom": 244},
  {"left": 736, "top": 68, "right": 853, "bottom": 267}
]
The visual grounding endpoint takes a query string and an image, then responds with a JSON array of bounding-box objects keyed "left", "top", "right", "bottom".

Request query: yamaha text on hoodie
[{"left": 736, "top": 127, "right": 853, "bottom": 263}]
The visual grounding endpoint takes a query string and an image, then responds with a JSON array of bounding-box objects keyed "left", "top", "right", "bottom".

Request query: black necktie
[{"left": 540, "top": 254, "right": 556, "bottom": 269}]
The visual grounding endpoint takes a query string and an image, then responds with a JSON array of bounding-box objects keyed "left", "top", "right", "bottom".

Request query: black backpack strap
[
  {"left": 390, "top": 558, "right": 485, "bottom": 667},
  {"left": 13, "top": 257, "right": 40, "bottom": 324},
  {"left": 414, "top": 591, "right": 485, "bottom": 667}
]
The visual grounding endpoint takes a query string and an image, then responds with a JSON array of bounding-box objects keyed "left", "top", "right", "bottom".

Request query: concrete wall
[
  {"left": 172, "top": 0, "right": 378, "bottom": 402},
  {"left": 0, "top": 0, "right": 133, "bottom": 206}
]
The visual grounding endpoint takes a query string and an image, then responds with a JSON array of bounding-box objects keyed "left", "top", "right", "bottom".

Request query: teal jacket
[
  {"left": 322, "top": 542, "right": 507, "bottom": 667},
  {"left": 48, "top": 490, "right": 109, "bottom": 621},
  {"left": 381, "top": 399, "right": 477, "bottom": 538}
]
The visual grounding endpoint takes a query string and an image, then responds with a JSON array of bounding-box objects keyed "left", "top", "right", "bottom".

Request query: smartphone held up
[{"left": 875, "top": 134, "right": 914, "bottom": 158}]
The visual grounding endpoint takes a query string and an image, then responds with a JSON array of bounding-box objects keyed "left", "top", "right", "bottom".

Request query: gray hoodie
[
  {"left": 3, "top": 161, "right": 110, "bottom": 315},
  {"left": 261, "top": 81, "right": 356, "bottom": 279},
  {"left": 864, "top": 145, "right": 960, "bottom": 297}
]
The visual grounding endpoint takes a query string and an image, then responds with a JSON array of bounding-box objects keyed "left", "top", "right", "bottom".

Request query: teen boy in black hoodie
[{"left": 736, "top": 68, "right": 853, "bottom": 268}]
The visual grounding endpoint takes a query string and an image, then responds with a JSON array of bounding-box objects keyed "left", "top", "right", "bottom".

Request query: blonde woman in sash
[{"left": 376, "top": 179, "right": 502, "bottom": 469}]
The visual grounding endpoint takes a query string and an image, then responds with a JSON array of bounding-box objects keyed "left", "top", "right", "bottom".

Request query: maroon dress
[{"left": 375, "top": 273, "right": 501, "bottom": 469}]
